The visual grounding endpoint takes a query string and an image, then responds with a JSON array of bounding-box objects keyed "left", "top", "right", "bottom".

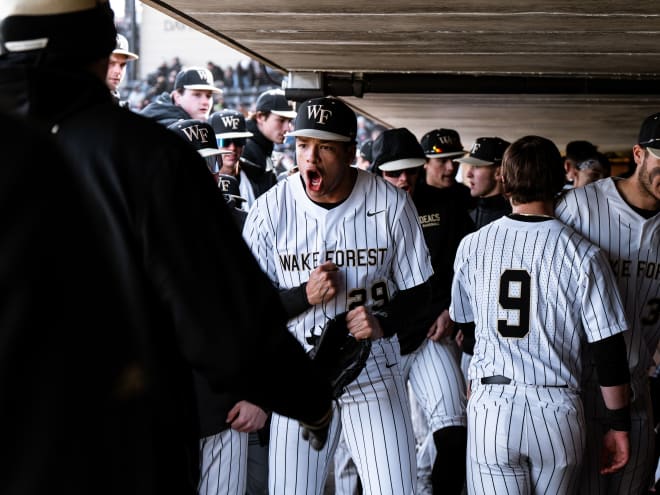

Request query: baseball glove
[{"left": 308, "top": 312, "right": 372, "bottom": 398}]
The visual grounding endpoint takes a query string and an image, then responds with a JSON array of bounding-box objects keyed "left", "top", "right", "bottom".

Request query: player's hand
[
  {"left": 427, "top": 309, "right": 454, "bottom": 341},
  {"left": 346, "top": 306, "right": 383, "bottom": 341},
  {"left": 227, "top": 401, "right": 268, "bottom": 433},
  {"left": 599, "top": 429, "right": 629, "bottom": 474},
  {"left": 306, "top": 261, "right": 340, "bottom": 305},
  {"left": 300, "top": 407, "right": 332, "bottom": 451}
]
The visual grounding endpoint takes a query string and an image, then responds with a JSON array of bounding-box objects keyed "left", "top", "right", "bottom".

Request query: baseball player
[
  {"left": 455, "top": 137, "right": 511, "bottom": 383},
  {"left": 167, "top": 119, "right": 230, "bottom": 185},
  {"left": 240, "top": 89, "right": 297, "bottom": 203},
  {"left": 373, "top": 128, "right": 468, "bottom": 495},
  {"left": 243, "top": 97, "right": 434, "bottom": 495},
  {"left": 562, "top": 140, "right": 611, "bottom": 189},
  {"left": 556, "top": 112, "right": 660, "bottom": 494},
  {"left": 451, "top": 135, "right": 631, "bottom": 495},
  {"left": 209, "top": 108, "right": 255, "bottom": 209},
  {"left": 141, "top": 66, "right": 221, "bottom": 126},
  {"left": 105, "top": 33, "right": 138, "bottom": 107},
  {"left": 411, "top": 128, "right": 477, "bottom": 493}
]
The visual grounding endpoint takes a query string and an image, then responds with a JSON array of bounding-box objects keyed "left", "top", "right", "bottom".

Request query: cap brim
[
  {"left": 183, "top": 84, "right": 223, "bottom": 94},
  {"left": 198, "top": 148, "right": 231, "bottom": 157},
  {"left": 216, "top": 131, "right": 253, "bottom": 139},
  {"left": 287, "top": 129, "right": 352, "bottom": 142},
  {"left": 113, "top": 49, "right": 138, "bottom": 60},
  {"left": 457, "top": 156, "right": 495, "bottom": 166},
  {"left": 271, "top": 110, "right": 297, "bottom": 119},
  {"left": 647, "top": 147, "right": 660, "bottom": 159},
  {"left": 225, "top": 194, "right": 246, "bottom": 203},
  {"left": 424, "top": 150, "right": 467, "bottom": 159},
  {"left": 378, "top": 157, "right": 426, "bottom": 172}
]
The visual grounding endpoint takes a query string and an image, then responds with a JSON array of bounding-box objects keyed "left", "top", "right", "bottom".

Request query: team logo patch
[
  {"left": 306, "top": 105, "right": 333, "bottom": 125},
  {"left": 180, "top": 124, "right": 211, "bottom": 144}
]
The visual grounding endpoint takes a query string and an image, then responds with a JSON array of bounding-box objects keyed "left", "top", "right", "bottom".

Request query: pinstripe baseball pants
[{"left": 467, "top": 382, "right": 585, "bottom": 495}]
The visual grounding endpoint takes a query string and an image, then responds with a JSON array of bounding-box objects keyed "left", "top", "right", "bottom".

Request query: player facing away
[
  {"left": 450, "top": 135, "right": 632, "bottom": 495},
  {"left": 243, "top": 97, "right": 433, "bottom": 495},
  {"left": 556, "top": 112, "right": 660, "bottom": 494}
]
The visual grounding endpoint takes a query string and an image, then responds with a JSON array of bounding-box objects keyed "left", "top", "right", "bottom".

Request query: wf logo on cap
[
  {"left": 196, "top": 69, "right": 211, "bottom": 84},
  {"left": 438, "top": 134, "right": 458, "bottom": 146},
  {"left": 219, "top": 178, "right": 231, "bottom": 193},
  {"left": 306, "top": 105, "right": 333, "bottom": 125},
  {"left": 288, "top": 97, "right": 357, "bottom": 142},
  {"left": 420, "top": 128, "right": 466, "bottom": 158},
  {"left": 181, "top": 123, "right": 211, "bottom": 144},
  {"left": 220, "top": 115, "right": 241, "bottom": 130}
]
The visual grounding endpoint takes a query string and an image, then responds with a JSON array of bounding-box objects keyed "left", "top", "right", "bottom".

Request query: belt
[
  {"left": 480, "top": 375, "right": 511, "bottom": 385},
  {"left": 479, "top": 375, "right": 569, "bottom": 388}
]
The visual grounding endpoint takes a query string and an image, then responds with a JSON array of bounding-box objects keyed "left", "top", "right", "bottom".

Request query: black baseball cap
[
  {"left": 209, "top": 109, "right": 253, "bottom": 139},
  {"left": 0, "top": 0, "right": 116, "bottom": 64},
  {"left": 458, "top": 137, "right": 511, "bottom": 166},
  {"left": 287, "top": 97, "right": 357, "bottom": 142},
  {"left": 255, "top": 89, "right": 297, "bottom": 119},
  {"left": 218, "top": 174, "right": 246, "bottom": 204},
  {"left": 638, "top": 112, "right": 660, "bottom": 158},
  {"left": 420, "top": 129, "right": 466, "bottom": 159},
  {"left": 359, "top": 140, "right": 373, "bottom": 162},
  {"left": 372, "top": 128, "right": 426, "bottom": 172},
  {"left": 174, "top": 67, "right": 222, "bottom": 94},
  {"left": 168, "top": 119, "right": 230, "bottom": 158}
]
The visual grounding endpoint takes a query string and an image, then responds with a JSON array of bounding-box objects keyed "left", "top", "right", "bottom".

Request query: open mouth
[{"left": 306, "top": 170, "right": 322, "bottom": 191}]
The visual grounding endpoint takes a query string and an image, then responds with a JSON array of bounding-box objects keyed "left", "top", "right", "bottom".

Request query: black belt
[
  {"left": 480, "top": 375, "right": 511, "bottom": 385},
  {"left": 479, "top": 375, "right": 568, "bottom": 388}
]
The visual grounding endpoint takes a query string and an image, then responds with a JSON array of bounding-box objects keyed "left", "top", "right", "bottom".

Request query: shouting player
[
  {"left": 556, "top": 113, "right": 660, "bottom": 494},
  {"left": 243, "top": 97, "right": 433, "bottom": 495},
  {"left": 451, "top": 135, "right": 631, "bottom": 494}
]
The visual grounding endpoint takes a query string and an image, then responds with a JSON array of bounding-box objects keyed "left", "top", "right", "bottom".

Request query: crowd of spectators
[
  {"left": 122, "top": 57, "right": 283, "bottom": 114},
  {"left": 119, "top": 55, "right": 384, "bottom": 166}
]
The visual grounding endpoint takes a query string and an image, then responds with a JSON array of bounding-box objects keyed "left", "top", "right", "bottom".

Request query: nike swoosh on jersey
[{"left": 367, "top": 210, "right": 384, "bottom": 217}]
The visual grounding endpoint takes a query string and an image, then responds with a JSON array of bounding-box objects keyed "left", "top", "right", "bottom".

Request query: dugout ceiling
[{"left": 141, "top": 0, "right": 660, "bottom": 154}]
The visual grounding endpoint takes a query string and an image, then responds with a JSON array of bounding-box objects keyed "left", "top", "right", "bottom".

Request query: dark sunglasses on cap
[
  {"left": 383, "top": 167, "right": 421, "bottom": 178},
  {"left": 218, "top": 137, "right": 246, "bottom": 148}
]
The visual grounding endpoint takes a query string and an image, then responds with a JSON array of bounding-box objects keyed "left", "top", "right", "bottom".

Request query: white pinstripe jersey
[
  {"left": 243, "top": 168, "right": 433, "bottom": 349},
  {"left": 449, "top": 215, "right": 628, "bottom": 390},
  {"left": 556, "top": 177, "right": 660, "bottom": 377}
]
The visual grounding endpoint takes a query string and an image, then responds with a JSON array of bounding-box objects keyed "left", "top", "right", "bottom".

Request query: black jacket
[
  {"left": 239, "top": 118, "right": 278, "bottom": 199},
  {"left": 470, "top": 195, "right": 512, "bottom": 229},
  {"left": 140, "top": 91, "right": 190, "bottom": 126},
  {"left": 0, "top": 55, "right": 331, "bottom": 495},
  {"left": 413, "top": 179, "right": 476, "bottom": 343}
]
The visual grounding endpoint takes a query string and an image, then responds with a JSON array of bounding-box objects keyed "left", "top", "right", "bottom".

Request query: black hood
[
  {"left": 0, "top": 52, "right": 112, "bottom": 127},
  {"left": 140, "top": 92, "right": 190, "bottom": 127}
]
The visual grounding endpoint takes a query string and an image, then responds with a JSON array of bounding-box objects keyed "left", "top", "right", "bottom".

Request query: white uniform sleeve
[
  {"left": 555, "top": 189, "right": 580, "bottom": 229},
  {"left": 579, "top": 248, "right": 629, "bottom": 343},
  {"left": 243, "top": 197, "right": 279, "bottom": 286},
  {"left": 449, "top": 236, "right": 474, "bottom": 324}
]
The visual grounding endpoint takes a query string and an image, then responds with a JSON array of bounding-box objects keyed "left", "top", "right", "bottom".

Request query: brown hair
[{"left": 502, "top": 135, "right": 565, "bottom": 204}]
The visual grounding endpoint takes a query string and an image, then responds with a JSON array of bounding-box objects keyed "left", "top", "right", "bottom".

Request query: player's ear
[{"left": 632, "top": 144, "right": 646, "bottom": 167}]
